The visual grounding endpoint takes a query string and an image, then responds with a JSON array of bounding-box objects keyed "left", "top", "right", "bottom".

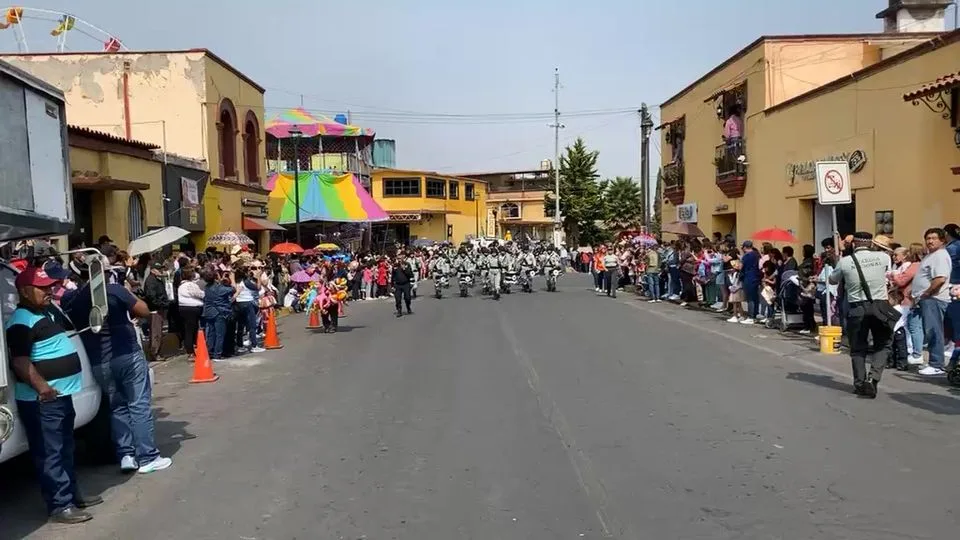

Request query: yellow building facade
[
  {"left": 657, "top": 32, "right": 947, "bottom": 245},
  {"left": 370, "top": 168, "right": 487, "bottom": 244},
  {"left": 459, "top": 168, "right": 557, "bottom": 241},
  {"left": 1, "top": 49, "right": 274, "bottom": 252},
  {"left": 66, "top": 126, "right": 164, "bottom": 250}
]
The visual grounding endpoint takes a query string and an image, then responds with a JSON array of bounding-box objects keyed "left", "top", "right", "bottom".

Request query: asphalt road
[{"left": 3, "top": 274, "right": 960, "bottom": 539}]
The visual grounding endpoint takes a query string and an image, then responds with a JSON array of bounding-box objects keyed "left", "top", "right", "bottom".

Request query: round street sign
[{"left": 824, "top": 169, "right": 844, "bottom": 194}]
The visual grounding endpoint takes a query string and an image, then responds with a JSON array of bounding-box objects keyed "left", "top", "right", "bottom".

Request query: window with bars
[
  {"left": 383, "top": 177, "right": 421, "bottom": 197},
  {"left": 448, "top": 180, "right": 459, "bottom": 199},
  {"left": 426, "top": 178, "right": 446, "bottom": 199},
  {"left": 465, "top": 183, "right": 476, "bottom": 201}
]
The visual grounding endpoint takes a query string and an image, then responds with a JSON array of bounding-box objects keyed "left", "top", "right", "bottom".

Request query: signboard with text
[
  {"left": 676, "top": 203, "right": 698, "bottom": 223},
  {"left": 815, "top": 161, "right": 851, "bottom": 205}
]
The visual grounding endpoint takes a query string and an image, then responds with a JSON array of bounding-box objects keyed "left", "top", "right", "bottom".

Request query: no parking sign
[{"left": 815, "top": 161, "right": 852, "bottom": 205}]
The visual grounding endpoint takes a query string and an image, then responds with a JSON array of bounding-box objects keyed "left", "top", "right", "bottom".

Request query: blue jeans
[
  {"left": 919, "top": 297, "right": 948, "bottom": 368},
  {"left": 236, "top": 301, "right": 259, "bottom": 349},
  {"left": 646, "top": 273, "right": 660, "bottom": 299},
  {"left": 906, "top": 306, "right": 924, "bottom": 357},
  {"left": 744, "top": 282, "right": 760, "bottom": 318},
  {"left": 92, "top": 349, "right": 160, "bottom": 466},
  {"left": 17, "top": 396, "right": 81, "bottom": 514},
  {"left": 667, "top": 266, "right": 680, "bottom": 296},
  {"left": 205, "top": 315, "right": 228, "bottom": 359}
]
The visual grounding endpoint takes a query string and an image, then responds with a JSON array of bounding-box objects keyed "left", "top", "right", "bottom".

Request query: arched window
[
  {"left": 500, "top": 203, "right": 520, "bottom": 219},
  {"left": 217, "top": 98, "right": 238, "bottom": 179},
  {"left": 243, "top": 111, "right": 260, "bottom": 184},
  {"left": 127, "top": 191, "right": 145, "bottom": 242}
]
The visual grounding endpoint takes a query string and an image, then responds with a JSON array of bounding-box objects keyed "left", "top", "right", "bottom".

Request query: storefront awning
[
  {"left": 242, "top": 216, "right": 285, "bottom": 231},
  {"left": 72, "top": 175, "right": 151, "bottom": 191},
  {"left": 902, "top": 71, "right": 960, "bottom": 102}
]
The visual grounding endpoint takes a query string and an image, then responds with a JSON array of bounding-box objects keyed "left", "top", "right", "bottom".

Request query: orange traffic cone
[
  {"left": 189, "top": 329, "right": 219, "bottom": 384},
  {"left": 306, "top": 308, "right": 322, "bottom": 329},
  {"left": 264, "top": 309, "right": 283, "bottom": 350}
]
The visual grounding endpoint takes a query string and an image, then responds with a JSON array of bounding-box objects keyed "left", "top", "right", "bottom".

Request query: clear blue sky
[{"left": 2, "top": 0, "right": 954, "bottom": 180}]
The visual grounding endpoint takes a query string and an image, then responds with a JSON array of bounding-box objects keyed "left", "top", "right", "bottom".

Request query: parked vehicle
[{"left": 0, "top": 60, "right": 113, "bottom": 464}]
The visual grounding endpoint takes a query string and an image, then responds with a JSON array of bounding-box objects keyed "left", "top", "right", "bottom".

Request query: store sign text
[{"left": 786, "top": 150, "right": 866, "bottom": 184}]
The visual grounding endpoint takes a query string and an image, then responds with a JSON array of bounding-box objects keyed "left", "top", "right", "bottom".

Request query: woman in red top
[{"left": 376, "top": 259, "right": 389, "bottom": 298}]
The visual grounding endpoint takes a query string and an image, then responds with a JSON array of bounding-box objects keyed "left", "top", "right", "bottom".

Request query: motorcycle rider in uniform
[
  {"left": 518, "top": 244, "right": 538, "bottom": 291},
  {"left": 542, "top": 245, "right": 562, "bottom": 291},
  {"left": 486, "top": 245, "right": 503, "bottom": 299}
]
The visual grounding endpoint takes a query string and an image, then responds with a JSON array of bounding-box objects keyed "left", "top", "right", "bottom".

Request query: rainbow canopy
[
  {"left": 267, "top": 171, "right": 388, "bottom": 224},
  {"left": 265, "top": 107, "right": 375, "bottom": 139}
]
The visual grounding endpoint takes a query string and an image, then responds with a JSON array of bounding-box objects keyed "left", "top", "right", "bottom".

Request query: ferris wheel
[{"left": 0, "top": 6, "right": 126, "bottom": 54}]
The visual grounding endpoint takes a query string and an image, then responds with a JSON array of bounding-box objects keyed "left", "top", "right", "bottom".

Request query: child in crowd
[{"left": 727, "top": 260, "right": 745, "bottom": 323}]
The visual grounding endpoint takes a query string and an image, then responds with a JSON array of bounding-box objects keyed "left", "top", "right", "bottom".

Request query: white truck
[{"left": 0, "top": 60, "right": 112, "bottom": 463}]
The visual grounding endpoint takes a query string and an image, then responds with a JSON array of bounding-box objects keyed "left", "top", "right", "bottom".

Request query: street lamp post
[{"left": 289, "top": 126, "right": 303, "bottom": 245}]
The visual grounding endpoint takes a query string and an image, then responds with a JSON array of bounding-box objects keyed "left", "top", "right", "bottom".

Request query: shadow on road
[
  {"left": 0, "top": 406, "right": 194, "bottom": 539},
  {"left": 887, "top": 392, "right": 960, "bottom": 415},
  {"left": 786, "top": 371, "right": 852, "bottom": 394}
]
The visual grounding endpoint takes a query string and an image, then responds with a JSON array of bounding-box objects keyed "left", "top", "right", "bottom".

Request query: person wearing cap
[
  {"left": 6, "top": 263, "right": 103, "bottom": 523},
  {"left": 829, "top": 232, "right": 894, "bottom": 397}
]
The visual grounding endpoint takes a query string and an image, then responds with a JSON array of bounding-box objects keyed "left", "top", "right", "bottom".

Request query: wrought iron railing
[
  {"left": 663, "top": 161, "right": 684, "bottom": 189},
  {"left": 714, "top": 138, "right": 746, "bottom": 180}
]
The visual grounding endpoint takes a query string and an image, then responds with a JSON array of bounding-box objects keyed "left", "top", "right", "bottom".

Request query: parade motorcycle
[
  {"left": 519, "top": 268, "right": 536, "bottom": 293},
  {"left": 501, "top": 270, "right": 517, "bottom": 294},
  {"left": 544, "top": 266, "right": 560, "bottom": 292},
  {"left": 457, "top": 268, "right": 473, "bottom": 297},
  {"left": 433, "top": 271, "right": 449, "bottom": 299}
]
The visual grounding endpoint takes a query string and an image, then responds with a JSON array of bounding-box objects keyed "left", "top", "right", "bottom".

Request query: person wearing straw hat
[{"left": 829, "top": 232, "right": 895, "bottom": 398}]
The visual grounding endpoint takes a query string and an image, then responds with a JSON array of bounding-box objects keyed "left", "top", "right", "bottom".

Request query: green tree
[
  {"left": 604, "top": 176, "right": 644, "bottom": 230},
  {"left": 546, "top": 138, "right": 606, "bottom": 246},
  {"left": 651, "top": 168, "right": 663, "bottom": 238}
]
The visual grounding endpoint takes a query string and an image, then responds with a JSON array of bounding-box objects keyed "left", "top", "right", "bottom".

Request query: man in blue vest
[{"left": 6, "top": 262, "right": 102, "bottom": 524}]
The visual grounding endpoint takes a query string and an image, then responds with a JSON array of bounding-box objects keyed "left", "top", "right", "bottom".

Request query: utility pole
[
  {"left": 639, "top": 104, "right": 654, "bottom": 230},
  {"left": 549, "top": 68, "right": 565, "bottom": 246}
]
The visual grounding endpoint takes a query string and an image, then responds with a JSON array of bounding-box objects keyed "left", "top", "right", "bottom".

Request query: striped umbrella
[{"left": 207, "top": 231, "right": 255, "bottom": 247}]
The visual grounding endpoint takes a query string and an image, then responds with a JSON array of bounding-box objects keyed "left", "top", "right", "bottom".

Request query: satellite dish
[{"left": 334, "top": 114, "right": 348, "bottom": 125}]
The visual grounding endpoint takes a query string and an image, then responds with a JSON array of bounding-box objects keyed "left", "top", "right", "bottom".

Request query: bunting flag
[
  {"left": 0, "top": 7, "right": 23, "bottom": 30},
  {"left": 50, "top": 14, "right": 75, "bottom": 36}
]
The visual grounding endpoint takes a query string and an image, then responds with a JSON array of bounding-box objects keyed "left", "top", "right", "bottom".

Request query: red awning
[{"left": 242, "top": 216, "right": 285, "bottom": 231}]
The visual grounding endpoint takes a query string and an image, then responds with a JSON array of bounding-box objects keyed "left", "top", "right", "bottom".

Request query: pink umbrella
[{"left": 291, "top": 269, "right": 320, "bottom": 283}]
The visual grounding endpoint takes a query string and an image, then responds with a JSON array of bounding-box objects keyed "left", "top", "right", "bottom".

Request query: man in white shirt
[{"left": 912, "top": 228, "right": 952, "bottom": 375}]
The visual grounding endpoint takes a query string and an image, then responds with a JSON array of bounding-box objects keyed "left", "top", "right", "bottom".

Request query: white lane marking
[{"left": 497, "top": 312, "right": 623, "bottom": 539}]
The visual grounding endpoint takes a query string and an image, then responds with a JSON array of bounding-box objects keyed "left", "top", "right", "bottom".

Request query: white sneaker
[
  {"left": 138, "top": 456, "right": 172, "bottom": 474},
  {"left": 907, "top": 354, "right": 924, "bottom": 366},
  {"left": 647, "top": 299, "right": 657, "bottom": 303},
  {"left": 669, "top": 294, "right": 680, "bottom": 301},
  {"left": 799, "top": 329, "right": 811, "bottom": 335},
  {"left": 120, "top": 455, "right": 138, "bottom": 473},
  {"left": 918, "top": 366, "right": 945, "bottom": 376},
  {"left": 756, "top": 317, "right": 767, "bottom": 324},
  {"left": 680, "top": 302, "right": 688, "bottom": 307},
  {"left": 727, "top": 316, "right": 741, "bottom": 323},
  {"left": 595, "top": 287, "right": 601, "bottom": 292},
  {"left": 740, "top": 318, "right": 755, "bottom": 325},
  {"left": 250, "top": 347, "right": 266, "bottom": 353}
]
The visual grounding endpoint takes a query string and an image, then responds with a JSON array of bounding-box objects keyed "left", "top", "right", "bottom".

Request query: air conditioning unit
[{"left": 540, "top": 159, "right": 552, "bottom": 170}]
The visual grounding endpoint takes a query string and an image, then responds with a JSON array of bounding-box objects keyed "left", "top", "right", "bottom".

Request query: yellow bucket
[{"left": 818, "top": 325, "right": 842, "bottom": 355}]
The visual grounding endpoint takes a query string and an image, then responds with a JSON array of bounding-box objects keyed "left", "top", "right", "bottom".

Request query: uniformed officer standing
[{"left": 829, "top": 232, "right": 895, "bottom": 398}]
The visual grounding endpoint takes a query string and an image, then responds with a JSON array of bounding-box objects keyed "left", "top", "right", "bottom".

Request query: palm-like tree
[{"left": 604, "top": 176, "right": 644, "bottom": 230}]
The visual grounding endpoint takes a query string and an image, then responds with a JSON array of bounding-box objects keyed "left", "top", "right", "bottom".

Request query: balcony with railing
[
  {"left": 662, "top": 161, "right": 685, "bottom": 206},
  {"left": 714, "top": 138, "right": 747, "bottom": 198}
]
